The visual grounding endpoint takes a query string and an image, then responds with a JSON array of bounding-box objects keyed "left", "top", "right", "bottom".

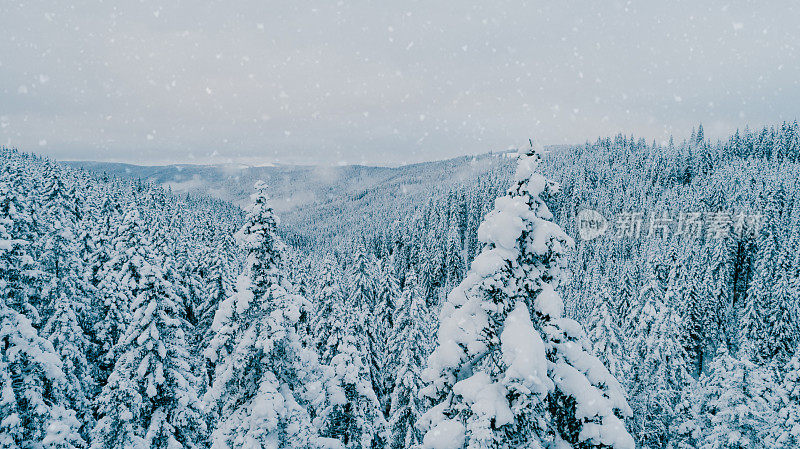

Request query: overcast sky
[{"left": 1, "top": 0, "right": 798, "bottom": 166}]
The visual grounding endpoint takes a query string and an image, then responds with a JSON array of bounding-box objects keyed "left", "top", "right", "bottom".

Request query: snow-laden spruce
[
  {"left": 40, "top": 165, "right": 98, "bottom": 440},
  {"left": 204, "top": 181, "right": 329, "bottom": 449},
  {"left": 94, "top": 208, "right": 152, "bottom": 370},
  {"left": 312, "top": 256, "right": 344, "bottom": 365},
  {"left": 675, "top": 346, "right": 777, "bottom": 449},
  {"left": 774, "top": 347, "right": 800, "bottom": 447},
  {"left": 587, "top": 281, "right": 628, "bottom": 383},
  {"left": 420, "top": 145, "right": 633, "bottom": 449},
  {"left": 91, "top": 261, "right": 206, "bottom": 449},
  {"left": 1, "top": 213, "right": 84, "bottom": 449},
  {"left": 627, "top": 268, "right": 690, "bottom": 448},
  {"left": 318, "top": 251, "right": 389, "bottom": 448},
  {"left": 387, "top": 270, "right": 430, "bottom": 449}
]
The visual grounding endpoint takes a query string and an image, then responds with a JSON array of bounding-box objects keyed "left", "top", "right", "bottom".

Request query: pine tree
[
  {"left": 203, "top": 182, "right": 326, "bottom": 448},
  {"left": 0, "top": 216, "right": 84, "bottom": 449},
  {"left": 387, "top": 270, "right": 428, "bottom": 449},
  {"left": 197, "top": 238, "right": 235, "bottom": 355},
  {"left": 628, "top": 269, "right": 690, "bottom": 449},
  {"left": 94, "top": 209, "right": 151, "bottom": 371},
  {"left": 773, "top": 346, "right": 800, "bottom": 447},
  {"left": 421, "top": 145, "right": 633, "bottom": 449},
  {"left": 91, "top": 263, "right": 206, "bottom": 449},
  {"left": 42, "top": 287, "right": 96, "bottom": 441},
  {"left": 320, "top": 251, "right": 388, "bottom": 448},
  {"left": 346, "top": 251, "right": 383, "bottom": 400},
  {"left": 615, "top": 265, "right": 639, "bottom": 334},
  {"left": 374, "top": 260, "right": 400, "bottom": 415},
  {"left": 675, "top": 347, "right": 776, "bottom": 449},
  {"left": 312, "top": 256, "right": 345, "bottom": 365},
  {"left": 703, "top": 237, "right": 735, "bottom": 352},
  {"left": 0, "top": 177, "right": 43, "bottom": 322},
  {"left": 443, "top": 227, "right": 466, "bottom": 289},
  {"left": 682, "top": 263, "right": 711, "bottom": 377},
  {"left": 587, "top": 281, "right": 628, "bottom": 382},
  {"left": 742, "top": 191, "right": 782, "bottom": 360},
  {"left": 322, "top": 325, "right": 389, "bottom": 448},
  {"left": 35, "top": 167, "right": 98, "bottom": 439},
  {"left": 39, "top": 164, "right": 80, "bottom": 292},
  {"left": 765, "top": 248, "right": 798, "bottom": 364}
]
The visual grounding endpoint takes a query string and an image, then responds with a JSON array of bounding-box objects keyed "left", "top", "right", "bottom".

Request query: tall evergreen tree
[
  {"left": 682, "top": 262, "right": 711, "bottom": 377},
  {"left": 587, "top": 281, "right": 628, "bottom": 382},
  {"left": 628, "top": 268, "right": 690, "bottom": 449},
  {"left": 742, "top": 191, "right": 782, "bottom": 360},
  {"left": 675, "top": 347, "right": 776, "bottom": 449},
  {"left": 703, "top": 237, "right": 735, "bottom": 352},
  {"left": 204, "top": 182, "right": 326, "bottom": 448},
  {"left": 374, "top": 260, "right": 400, "bottom": 415},
  {"left": 387, "top": 270, "right": 428, "bottom": 449},
  {"left": 421, "top": 146, "right": 633, "bottom": 449},
  {"left": 765, "top": 248, "right": 799, "bottom": 364},
  {"left": 94, "top": 209, "right": 151, "bottom": 372},
  {"left": 91, "top": 263, "right": 206, "bottom": 449},
  {"left": 320, "top": 251, "right": 388, "bottom": 448},
  {"left": 42, "top": 287, "right": 96, "bottom": 441},
  {"left": 773, "top": 346, "right": 800, "bottom": 447},
  {"left": 0, "top": 215, "right": 84, "bottom": 449},
  {"left": 312, "top": 256, "right": 345, "bottom": 365}
]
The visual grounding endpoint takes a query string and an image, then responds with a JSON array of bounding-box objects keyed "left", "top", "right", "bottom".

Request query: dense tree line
[
  {"left": 1, "top": 120, "right": 799, "bottom": 448},
  {"left": 291, "top": 122, "right": 800, "bottom": 448}
]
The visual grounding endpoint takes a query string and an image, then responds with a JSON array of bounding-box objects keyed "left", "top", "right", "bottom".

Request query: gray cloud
[{"left": 1, "top": 0, "right": 798, "bottom": 165}]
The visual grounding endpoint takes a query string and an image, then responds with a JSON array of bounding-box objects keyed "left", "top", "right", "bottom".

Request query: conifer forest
[
  {"left": 3, "top": 123, "right": 800, "bottom": 448},
  {"left": 2, "top": 1, "right": 800, "bottom": 448}
]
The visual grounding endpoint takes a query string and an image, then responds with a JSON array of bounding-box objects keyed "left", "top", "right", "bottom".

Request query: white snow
[
  {"left": 423, "top": 419, "right": 465, "bottom": 449},
  {"left": 453, "top": 372, "right": 514, "bottom": 426},
  {"left": 501, "top": 302, "right": 551, "bottom": 397},
  {"left": 534, "top": 283, "right": 564, "bottom": 320}
]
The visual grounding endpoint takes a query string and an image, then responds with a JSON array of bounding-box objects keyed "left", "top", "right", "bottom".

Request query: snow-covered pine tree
[
  {"left": 765, "top": 247, "right": 798, "bottom": 364},
  {"left": 346, "top": 251, "right": 385, "bottom": 402},
  {"left": 39, "top": 164, "right": 79, "bottom": 288},
  {"left": 421, "top": 145, "right": 633, "bottom": 449},
  {"left": 587, "top": 280, "right": 628, "bottom": 382},
  {"left": 321, "top": 317, "right": 389, "bottom": 449},
  {"left": 84, "top": 195, "right": 122, "bottom": 290},
  {"left": 0, "top": 173, "right": 43, "bottom": 322},
  {"left": 42, "top": 286, "right": 96, "bottom": 441},
  {"left": 628, "top": 264, "right": 690, "bottom": 449},
  {"left": 320, "top": 251, "right": 389, "bottom": 448},
  {"left": 675, "top": 346, "right": 777, "bottom": 449},
  {"left": 36, "top": 165, "right": 98, "bottom": 439},
  {"left": 0, "top": 213, "right": 84, "bottom": 449},
  {"left": 312, "top": 256, "right": 345, "bottom": 365},
  {"left": 773, "top": 346, "right": 800, "bottom": 447},
  {"left": 91, "top": 262, "right": 206, "bottom": 449},
  {"left": 682, "top": 261, "right": 712, "bottom": 377},
  {"left": 94, "top": 208, "right": 152, "bottom": 372},
  {"left": 443, "top": 226, "right": 466, "bottom": 290},
  {"left": 374, "top": 259, "right": 400, "bottom": 414},
  {"left": 174, "top": 251, "right": 205, "bottom": 328},
  {"left": 615, "top": 265, "right": 639, "bottom": 335},
  {"left": 742, "top": 191, "right": 782, "bottom": 360},
  {"left": 702, "top": 236, "right": 735, "bottom": 353},
  {"left": 203, "top": 181, "right": 326, "bottom": 448},
  {"left": 197, "top": 236, "right": 236, "bottom": 354},
  {"left": 387, "top": 269, "right": 429, "bottom": 449}
]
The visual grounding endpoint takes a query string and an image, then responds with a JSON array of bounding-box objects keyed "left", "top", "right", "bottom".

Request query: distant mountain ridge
[{"left": 63, "top": 150, "right": 522, "bottom": 246}]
